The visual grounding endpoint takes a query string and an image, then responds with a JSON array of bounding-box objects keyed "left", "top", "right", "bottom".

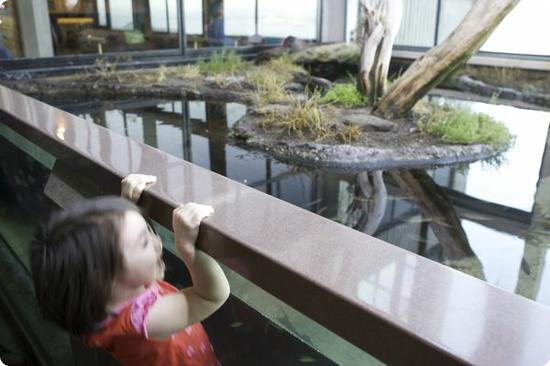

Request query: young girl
[{"left": 31, "top": 174, "right": 230, "bottom": 365}]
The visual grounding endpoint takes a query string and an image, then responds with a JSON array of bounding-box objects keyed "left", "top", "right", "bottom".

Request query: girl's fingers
[
  {"left": 121, "top": 174, "right": 157, "bottom": 202},
  {"left": 173, "top": 203, "right": 214, "bottom": 225},
  {"left": 131, "top": 182, "right": 142, "bottom": 202}
]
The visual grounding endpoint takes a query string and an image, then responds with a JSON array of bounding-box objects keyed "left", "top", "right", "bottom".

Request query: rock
[
  {"left": 284, "top": 82, "right": 304, "bottom": 92},
  {"left": 497, "top": 87, "right": 521, "bottom": 100},
  {"left": 292, "top": 72, "right": 333, "bottom": 92},
  {"left": 291, "top": 43, "right": 360, "bottom": 65},
  {"left": 282, "top": 36, "right": 308, "bottom": 51},
  {"left": 204, "top": 75, "right": 245, "bottom": 88},
  {"left": 256, "top": 36, "right": 310, "bottom": 63},
  {"left": 256, "top": 48, "right": 289, "bottom": 63},
  {"left": 452, "top": 75, "right": 550, "bottom": 108},
  {"left": 343, "top": 113, "right": 396, "bottom": 132}
]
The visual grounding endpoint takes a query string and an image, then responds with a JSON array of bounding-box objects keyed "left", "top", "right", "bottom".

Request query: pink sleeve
[{"left": 129, "top": 283, "right": 161, "bottom": 339}]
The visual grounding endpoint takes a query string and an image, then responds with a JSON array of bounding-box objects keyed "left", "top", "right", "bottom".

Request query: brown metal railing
[{"left": 2, "top": 84, "right": 550, "bottom": 365}]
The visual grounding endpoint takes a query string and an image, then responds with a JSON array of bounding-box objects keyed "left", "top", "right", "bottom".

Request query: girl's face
[{"left": 117, "top": 210, "right": 165, "bottom": 287}]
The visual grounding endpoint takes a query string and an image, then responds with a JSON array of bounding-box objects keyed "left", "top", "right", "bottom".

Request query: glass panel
[
  {"left": 184, "top": 0, "right": 202, "bottom": 37},
  {"left": 0, "top": 0, "right": 23, "bottom": 58},
  {"left": 345, "top": 0, "right": 360, "bottom": 43},
  {"left": 186, "top": 0, "right": 254, "bottom": 49},
  {"left": 185, "top": 0, "right": 320, "bottom": 49},
  {"left": 480, "top": 0, "right": 550, "bottom": 56},
  {"left": 224, "top": 0, "right": 255, "bottom": 42},
  {"left": 45, "top": 0, "right": 179, "bottom": 56},
  {"left": 395, "top": 0, "right": 438, "bottom": 47},
  {"left": 258, "top": 0, "right": 318, "bottom": 41},
  {"left": 436, "top": 0, "right": 471, "bottom": 44},
  {"left": 150, "top": 0, "right": 169, "bottom": 32},
  {"left": 110, "top": 0, "right": 133, "bottom": 30},
  {"left": 149, "top": 0, "right": 178, "bottom": 34},
  {"left": 96, "top": 0, "right": 107, "bottom": 26},
  {"left": 167, "top": 0, "right": 178, "bottom": 34}
]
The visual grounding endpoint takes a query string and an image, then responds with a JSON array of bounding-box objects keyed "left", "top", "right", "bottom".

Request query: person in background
[
  {"left": 0, "top": 0, "right": 13, "bottom": 59},
  {"left": 206, "top": 2, "right": 232, "bottom": 47}
]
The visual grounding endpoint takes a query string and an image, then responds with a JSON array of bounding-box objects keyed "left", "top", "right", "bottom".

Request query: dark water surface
[{"left": 56, "top": 96, "right": 550, "bottom": 306}]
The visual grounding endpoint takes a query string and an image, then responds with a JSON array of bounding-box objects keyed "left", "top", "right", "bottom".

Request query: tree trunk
[
  {"left": 374, "top": 0, "right": 520, "bottom": 119},
  {"left": 357, "top": 0, "right": 402, "bottom": 105}
]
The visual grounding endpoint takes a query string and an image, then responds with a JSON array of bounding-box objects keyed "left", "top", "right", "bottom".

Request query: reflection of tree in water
[
  {"left": 391, "top": 170, "right": 485, "bottom": 280},
  {"left": 517, "top": 176, "right": 550, "bottom": 299},
  {"left": 345, "top": 171, "right": 387, "bottom": 236},
  {"left": 346, "top": 169, "right": 485, "bottom": 280}
]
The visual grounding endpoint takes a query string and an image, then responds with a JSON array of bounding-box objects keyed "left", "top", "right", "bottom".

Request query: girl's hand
[
  {"left": 173, "top": 203, "right": 214, "bottom": 262},
  {"left": 121, "top": 174, "right": 157, "bottom": 203}
]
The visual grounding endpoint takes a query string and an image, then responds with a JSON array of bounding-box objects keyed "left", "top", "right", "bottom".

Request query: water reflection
[
  {"left": 345, "top": 171, "right": 387, "bottom": 236},
  {"left": 390, "top": 170, "right": 484, "bottom": 280},
  {"left": 54, "top": 96, "right": 550, "bottom": 306}
]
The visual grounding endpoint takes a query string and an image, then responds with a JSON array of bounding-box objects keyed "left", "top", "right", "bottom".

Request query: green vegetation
[
  {"left": 415, "top": 101, "right": 513, "bottom": 149},
  {"left": 198, "top": 51, "right": 246, "bottom": 75},
  {"left": 320, "top": 83, "right": 367, "bottom": 108}
]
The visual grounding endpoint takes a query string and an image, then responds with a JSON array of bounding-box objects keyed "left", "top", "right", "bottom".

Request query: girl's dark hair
[{"left": 30, "top": 196, "right": 139, "bottom": 335}]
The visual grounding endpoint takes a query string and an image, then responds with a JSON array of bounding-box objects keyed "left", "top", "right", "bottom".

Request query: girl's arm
[{"left": 145, "top": 203, "right": 230, "bottom": 340}]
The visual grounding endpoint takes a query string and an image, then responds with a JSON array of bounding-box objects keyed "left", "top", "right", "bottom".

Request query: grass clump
[
  {"left": 198, "top": 51, "right": 246, "bottom": 75},
  {"left": 260, "top": 93, "right": 329, "bottom": 140},
  {"left": 247, "top": 68, "right": 291, "bottom": 105},
  {"left": 176, "top": 64, "right": 201, "bottom": 79},
  {"left": 264, "top": 54, "right": 305, "bottom": 75},
  {"left": 153, "top": 64, "right": 200, "bottom": 83},
  {"left": 416, "top": 102, "right": 513, "bottom": 150},
  {"left": 336, "top": 124, "right": 363, "bottom": 144},
  {"left": 320, "top": 83, "right": 367, "bottom": 108},
  {"left": 259, "top": 93, "right": 362, "bottom": 144},
  {"left": 247, "top": 55, "right": 304, "bottom": 106},
  {"left": 92, "top": 58, "right": 119, "bottom": 81}
]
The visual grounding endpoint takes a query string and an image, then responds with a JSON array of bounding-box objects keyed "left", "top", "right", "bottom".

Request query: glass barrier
[
  {"left": 258, "top": 0, "right": 318, "bottom": 41},
  {"left": 185, "top": 0, "right": 255, "bottom": 49},
  {"left": 436, "top": 0, "right": 471, "bottom": 44}
]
